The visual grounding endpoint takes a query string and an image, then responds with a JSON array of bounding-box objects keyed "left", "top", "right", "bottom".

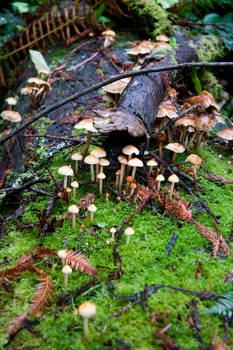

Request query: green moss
[
  {"left": 199, "top": 70, "right": 224, "bottom": 100},
  {"left": 193, "top": 35, "right": 225, "bottom": 62}
]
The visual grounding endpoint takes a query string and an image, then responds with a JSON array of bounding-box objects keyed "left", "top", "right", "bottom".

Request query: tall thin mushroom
[
  {"left": 128, "top": 158, "right": 143, "bottom": 181},
  {"left": 71, "top": 152, "right": 83, "bottom": 175},
  {"left": 84, "top": 155, "right": 99, "bottom": 181},
  {"left": 58, "top": 166, "right": 74, "bottom": 189},
  {"left": 74, "top": 118, "right": 98, "bottom": 158},
  {"left": 118, "top": 155, "right": 128, "bottom": 193}
]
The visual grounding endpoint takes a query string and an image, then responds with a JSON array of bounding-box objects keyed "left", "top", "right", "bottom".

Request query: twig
[
  {"left": 67, "top": 51, "right": 100, "bottom": 71},
  {"left": 0, "top": 178, "right": 49, "bottom": 195},
  {"left": 191, "top": 299, "right": 204, "bottom": 350},
  {"left": 165, "top": 232, "right": 179, "bottom": 256},
  {"left": 1, "top": 61, "right": 233, "bottom": 144},
  {"left": 24, "top": 134, "right": 83, "bottom": 142}
]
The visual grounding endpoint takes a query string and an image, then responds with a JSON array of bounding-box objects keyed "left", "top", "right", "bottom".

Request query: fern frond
[
  {"left": 8, "top": 312, "right": 29, "bottom": 336},
  {"left": 78, "top": 193, "right": 95, "bottom": 210},
  {"left": 0, "top": 264, "right": 28, "bottom": 284},
  {"left": 65, "top": 250, "right": 98, "bottom": 277},
  {"left": 202, "top": 292, "right": 233, "bottom": 317},
  {"left": 29, "top": 272, "right": 53, "bottom": 315}
]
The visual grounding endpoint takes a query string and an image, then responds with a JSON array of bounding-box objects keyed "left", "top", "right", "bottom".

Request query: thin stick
[{"left": 1, "top": 61, "right": 233, "bottom": 145}]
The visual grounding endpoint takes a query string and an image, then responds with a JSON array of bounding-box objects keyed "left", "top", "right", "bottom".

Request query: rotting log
[{"left": 93, "top": 36, "right": 224, "bottom": 140}]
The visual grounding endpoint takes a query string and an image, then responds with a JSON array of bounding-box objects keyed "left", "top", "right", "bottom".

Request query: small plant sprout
[
  {"left": 110, "top": 227, "right": 117, "bottom": 239},
  {"left": 88, "top": 204, "right": 97, "bottom": 225},
  {"left": 115, "top": 170, "right": 121, "bottom": 191},
  {"left": 5, "top": 97, "right": 17, "bottom": 110},
  {"left": 62, "top": 264, "right": 72, "bottom": 288},
  {"left": 91, "top": 148, "right": 106, "bottom": 178},
  {"left": 74, "top": 118, "right": 98, "bottom": 158},
  {"left": 168, "top": 174, "right": 179, "bottom": 200},
  {"left": 186, "top": 154, "right": 202, "bottom": 189},
  {"left": 118, "top": 155, "right": 128, "bottom": 193},
  {"left": 78, "top": 301, "right": 96, "bottom": 341},
  {"left": 99, "top": 158, "right": 110, "bottom": 173},
  {"left": 165, "top": 143, "right": 185, "bottom": 163},
  {"left": 1, "top": 110, "right": 22, "bottom": 124},
  {"left": 71, "top": 181, "right": 79, "bottom": 199},
  {"left": 97, "top": 172, "right": 106, "bottom": 196},
  {"left": 84, "top": 155, "right": 99, "bottom": 181},
  {"left": 128, "top": 158, "right": 143, "bottom": 181},
  {"left": 58, "top": 250, "right": 68, "bottom": 266},
  {"left": 125, "top": 227, "right": 135, "bottom": 244},
  {"left": 146, "top": 158, "right": 158, "bottom": 175},
  {"left": 130, "top": 183, "right": 137, "bottom": 197},
  {"left": 58, "top": 166, "right": 74, "bottom": 189},
  {"left": 156, "top": 174, "right": 165, "bottom": 191},
  {"left": 71, "top": 152, "right": 83, "bottom": 175},
  {"left": 68, "top": 204, "right": 79, "bottom": 229}
]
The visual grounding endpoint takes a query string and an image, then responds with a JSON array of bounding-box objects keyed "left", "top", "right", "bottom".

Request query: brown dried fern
[
  {"left": 65, "top": 250, "right": 98, "bottom": 277},
  {"left": 0, "top": 264, "right": 28, "bottom": 284},
  {"left": 8, "top": 312, "right": 29, "bottom": 336},
  {"left": 78, "top": 193, "right": 95, "bottom": 210}
]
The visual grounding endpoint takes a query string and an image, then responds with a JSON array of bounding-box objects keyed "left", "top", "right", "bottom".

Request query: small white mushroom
[
  {"left": 122, "top": 145, "right": 139, "bottom": 176},
  {"left": 74, "top": 119, "right": 98, "bottom": 158},
  {"left": 71, "top": 181, "right": 79, "bottom": 199},
  {"left": 57, "top": 249, "right": 68, "bottom": 266},
  {"left": 88, "top": 204, "right": 97, "bottom": 225},
  {"left": 168, "top": 174, "right": 179, "bottom": 199},
  {"left": 128, "top": 158, "right": 143, "bottom": 181},
  {"left": 5, "top": 97, "right": 17, "bottom": 110},
  {"left": 156, "top": 174, "right": 165, "bottom": 191},
  {"left": 58, "top": 166, "right": 74, "bottom": 189},
  {"left": 115, "top": 170, "right": 121, "bottom": 191},
  {"left": 118, "top": 155, "right": 128, "bottom": 193},
  {"left": 97, "top": 172, "right": 106, "bottom": 196},
  {"left": 99, "top": 158, "right": 110, "bottom": 173},
  {"left": 78, "top": 301, "right": 96, "bottom": 341},
  {"left": 68, "top": 204, "right": 79, "bottom": 229},
  {"left": 110, "top": 227, "right": 117, "bottom": 239},
  {"left": 125, "top": 227, "right": 135, "bottom": 244},
  {"left": 71, "top": 152, "right": 83, "bottom": 175},
  {"left": 146, "top": 158, "right": 158, "bottom": 175},
  {"left": 90, "top": 148, "right": 106, "bottom": 178},
  {"left": 62, "top": 264, "right": 72, "bottom": 288},
  {"left": 84, "top": 155, "right": 99, "bottom": 181}
]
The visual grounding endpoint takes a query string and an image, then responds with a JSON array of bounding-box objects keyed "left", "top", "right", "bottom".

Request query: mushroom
[
  {"left": 90, "top": 148, "right": 106, "bottom": 178},
  {"left": 156, "top": 34, "right": 169, "bottom": 42},
  {"left": 218, "top": 128, "right": 233, "bottom": 150},
  {"left": 78, "top": 301, "right": 96, "bottom": 341},
  {"left": 97, "top": 172, "right": 106, "bottom": 196},
  {"left": 71, "top": 181, "right": 79, "bottom": 199},
  {"left": 110, "top": 227, "right": 117, "bottom": 239},
  {"left": 168, "top": 174, "right": 179, "bottom": 200},
  {"left": 74, "top": 119, "right": 98, "bottom": 158},
  {"left": 1, "top": 110, "right": 21, "bottom": 124},
  {"left": 26, "top": 77, "right": 51, "bottom": 107},
  {"left": 157, "top": 97, "right": 178, "bottom": 141},
  {"left": 102, "top": 29, "right": 116, "bottom": 48},
  {"left": 68, "top": 204, "right": 79, "bottom": 229},
  {"left": 88, "top": 204, "right": 97, "bottom": 225},
  {"left": 194, "top": 114, "right": 215, "bottom": 151},
  {"left": 186, "top": 154, "right": 202, "bottom": 189},
  {"left": 128, "top": 158, "right": 143, "bottom": 181},
  {"left": 99, "top": 158, "right": 110, "bottom": 173},
  {"left": 127, "top": 40, "right": 158, "bottom": 56},
  {"left": 125, "top": 175, "right": 133, "bottom": 194},
  {"left": 5, "top": 97, "right": 17, "bottom": 110},
  {"left": 20, "top": 86, "right": 39, "bottom": 108},
  {"left": 146, "top": 158, "right": 158, "bottom": 175},
  {"left": 174, "top": 115, "right": 196, "bottom": 145},
  {"left": 71, "top": 152, "right": 83, "bottom": 175},
  {"left": 125, "top": 227, "right": 135, "bottom": 244},
  {"left": 102, "top": 78, "right": 131, "bottom": 102},
  {"left": 122, "top": 145, "right": 139, "bottom": 176},
  {"left": 156, "top": 174, "right": 165, "bottom": 191},
  {"left": 156, "top": 131, "right": 167, "bottom": 158},
  {"left": 115, "top": 170, "right": 121, "bottom": 191},
  {"left": 118, "top": 155, "right": 128, "bottom": 193},
  {"left": 62, "top": 264, "right": 72, "bottom": 288},
  {"left": 58, "top": 166, "right": 74, "bottom": 189},
  {"left": 38, "top": 69, "right": 50, "bottom": 79},
  {"left": 84, "top": 155, "right": 99, "bottom": 181},
  {"left": 165, "top": 143, "right": 185, "bottom": 163},
  {"left": 130, "top": 183, "right": 137, "bottom": 198},
  {"left": 58, "top": 250, "right": 68, "bottom": 266}
]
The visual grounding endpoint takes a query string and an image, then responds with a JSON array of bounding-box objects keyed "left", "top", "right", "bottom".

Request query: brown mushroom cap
[
  {"left": 157, "top": 98, "right": 178, "bottom": 120},
  {"left": 174, "top": 115, "right": 196, "bottom": 128},
  {"left": 195, "top": 114, "right": 215, "bottom": 132},
  {"left": 102, "top": 29, "right": 116, "bottom": 37},
  {"left": 99, "top": 158, "right": 110, "bottom": 167},
  {"left": 90, "top": 147, "right": 106, "bottom": 158},
  {"left": 1, "top": 110, "right": 21, "bottom": 122},
  {"left": 186, "top": 154, "right": 202, "bottom": 166},
  {"left": 103, "top": 78, "right": 131, "bottom": 94},
  {"left": 27, "top": 77, "right": 45, "bottom": 86},
  {"left": 78, "top": 301, "right": 96, "bottom": 318},
  {"left": 84, "top": 154, "right": 99, "bottom": 165},
  {"left": 127, "top": 40, "right": 156, "bottom": 55},
  {"left": 156, "top": 34, "right": 169, "bottom": 42},
  {"left": 21, "top": 86, "right": 38, "bottom": 95},
  {"left": 118, "top": 155, "right": 128, "bottom": 165},
  {"left": 74, "top": 118, "right": 97, "bottom": 133},
  {"left": 165, "top": 143, "right": 185, "bottom": 153},
  {"left": 122, "top": 145, "right": 139, "bottom": 156},
  {"left": 218, "top": 128, "right": 233, "bottom": 141}
]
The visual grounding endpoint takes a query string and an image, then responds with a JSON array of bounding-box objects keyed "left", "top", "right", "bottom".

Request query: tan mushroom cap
[
  {"left": 153, "top": 42, "right": 170, "bottom": 50},
  {"left": 6, "top": 97, "right": 17, "bottom": 105},
  {"left": 165, "top": 143, "right": 185, "bottom": 153},
  {"left": 74, "top": 118, "right": 98, "bottom": 133},
  {"left": 195, "top": 114, "right": 215, "bottom": 132},
  {"left": 27, "top": 77, "right": 45, "bottom": 86},
  {"left": 118, "top": 155, "right": 128, "bottom": 165},
  {"left": 57, "top": 250, "right": 68, "bottom": 259},
  {"left": 68, "top": 205, "right": 79, "bottom": 214},
  {"left": 202, "top": 91, "right": 219, "bottom": 110},
  {"left": 125, "top": 227, "right": 135, "bottom": 236},
  {"left": 84, "top": 154, "right": 99, "bottom": 165},
  {"left": 88, "top": 204, "right": 97, "bottom": 213},
  {"left": 128, "top": 158, "right": 143, "bottom": 167},
  {"left": 79, "top": 301, "right": 96, "bottom": 318},
  {"left": 157, "top": 99, "right": 178, "bottom": 120},
  {"left": 186, "top": 154, "right": 202, "bottom": 166},
  {"left": 58, "top": 166, "right": 74, "bottom": 177},
  {"left": 122, "top": 145, "right": 139, "bottom": 156},
  {"left": 110, "top": 227, "right": 117, "bottom": 234},
  {"left": 71, "top": 181, "right": 79, "bottom": 188},
  {"left": 102, "top": 29, "right": 116, "bottom": 37},
  {"left": 156, "top": 34, "right": 169, "bottom": 42},
  {"left": 218, "top": 128, "right": 233, "bottom": 141},
  {"left": 21, "top": 86, "right": 38, "bottom": 95},
  {"left": 156, "top": 174, "right": 165, "bottom": 182},
  {"left": 99, "top": 158, "right": 110, "bottom": 167},
  {"left": 1, "top": 110, "right": 21, "bottom": 122},
  {"left": 127, "top": 40, "right": 156, "bottom": 55},
  {"left": 168, "top": 174, "right": 179, "bottom": 183},
  {"left": 71, "top": 152, "right": 83, "bottom": 161},
  {"left": 62, "top": 265, "right": 72, "bottom": 274},
  {"left": 97, "top": 172, "right": 106, "bottom": 180},
  {"left": 174, "top": 115, "right": 196, "bottom": 128},
  {"left": 90, "top": 147, "right": 106, "bottom": 158},
  {"left": 146, "top": 158, "right": 158, "bottom": 167},
  {"left": 102, "top": 77, "right": 131, "bottom": 94}
]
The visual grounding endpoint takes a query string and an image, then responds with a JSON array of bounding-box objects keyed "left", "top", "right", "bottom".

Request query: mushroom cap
[
  {"left": 110, "top": 227, "right": 117, "bottom": 234},
  {"left": 21, "top": 86, "right": 38, "bottom": 95},
  {"left": 102, "top": 78, "right": 131, "bottom": 94},
  {"left": 212, "top": 110, "right": 225, "bottom": 125},
  {"left": 88, "top": 204, "right": 97, "bottom": 213},
  {"left": 74, "top": 118, "right": 98, "bottom": 132},
  {"left": 115, "top": 169, "right": 121, "bottom": 176},
  {"left": 126, "top": 176, "right": 133, "bottom": 182},
  {"left": 128, "top": 158, "right": 143, "bottom": 167},
  {"left": 79, "top": 301, "right": 96, "bottom": 318},
  {"left": 218, "top": 128, "right": 233, "bottom": 141},
  {"left": 58, "top": 250, "right": 68, "bottom": 259},
  {"left": 186, "top": 154, "right": 202, "bottom": 166},
  {"left": 91, "top": 147, "right": 106, "bottom": 158},
  {"left": 118, "top": 155, "right": 128, "bottom": 165},
  {"left": 71, "top": 152, "right": 83, "bottom": 161},
  {"left": 165, "top": 143, "right": 185, "bottom": 154},
  {"left": 66, "top": 187, "right": 72, "bottom": 193},
  {"left": 127, "top": 40, "right": 156, "bottom": 55},
  {"left": 68, "top": 204, "right": 79, "bottom": 214},
  {"left": 157, "top": 99, "right": 178, "bottom": 120},
  {"left": 156, "top": 174, "right": 165, "bottom": 182},
  {"left": 27, "top": 77, "right": 45, "bottom": 85},
  {"left": 6, "top": 97, "right": 17, "bottom": 105},
  {"left": 84, "top": 154, "right": 99, "bottom": 165},
  {"left": 156, "top": 34, "right": 169, "bottom": 42},
  {"left": 174, "top": 115, "right": 196, "bottom": 128},
  {"left": 99, "top": 158, "right": 110, "bottom": 167},
  {"left": 1, "top": 110, "right": 21, "bottom": 122},
  {"left": 71, "top": 181, "right": 79, "bottom": 188},
  {"left": 122, "top": 145, "right": 139, "bottom": 156},
  {"left": 195, "top": 114, "right": 215, "bottom": 132},
  {"left": 168, "top": 174, "right": 179, "bottom": 183},
  {"left": 62, "top": 265, "right": 72, "bottom": 274},
  {"left": 186, "top": 91, "right": 219, "bottom": 111},
  {"left": 130, "top": 183, "right": 137, "bottom": 189},
  {"left": 125, "top": 227, "right": 135, "bottom": 236},
  {"left": 202, "top": 90, "right": 219, "bottom": 110},
  {"left": 146, "top": 158, "right": 158, "bottom": 167},
  {"left": 97, "top": 172, "right": 106, "bottom": 180},
  {"left": 102, "top": 29, "right": 116, "bottom": 37},
  {"left": 58, "top": 166, "right": 74, "bottom": 176}
]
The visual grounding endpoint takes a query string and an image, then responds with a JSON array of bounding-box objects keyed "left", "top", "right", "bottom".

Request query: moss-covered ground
[{"left": 0, "top": 140, "right": 233, "bottom": 349}]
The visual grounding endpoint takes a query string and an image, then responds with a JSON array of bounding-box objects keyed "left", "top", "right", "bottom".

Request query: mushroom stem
[
  {"left": 149, "top": 166, "right": 153, "bottom": 175},
  {"left": 72, "top": 213, "right": 76, "bottom": 229},
  {"left": 90, "top": 212, "right": 94, "bottom": 225},
  {"left": 158, "top": 142, "right": 163, "bottom": 158},
  {"left": 82, "top": 131, "right": 92, "bottom": 158},
  {"left": 73, "top": 187, "right": 76, "bottom": 199},
  {"left": 118, "top": 164, "right": 126, "bottom": 193},
  {"left": 115, "top": 173, "right": 120, "bottom": 191},
  {"left": 126, "top": 235, "right": 131, "bottom": 244},
  {"left": 157, "top": 181, "right": 161, "bottom": 191},
  {"left": 83, "top": 317, "right": 89, "bottom": 341},
  {"left": 75, "top": 161, "right": 79, "bottom": 175},
  {"left": 64, "top": 274, "right": 69, "bottom": 288},
  {"left": 169, "top": 183, "right": 175, "bottom": 200},
  {"left": 99, "top": 178, "right": 103, "bottom": 196},
  {"left": 96, "top": 164, "right": 99, "bottom": 180},
  {"left": 171, "top": 152, "right": 177, "bottom": 163},
  {"left": 63, "top": 175, "right": 68, "bottom": 189},
  {"left": 90, "top": 164, "right": 95, "bottom": 181},
  {"left": 131, "top": 166, "right": 137, "bottom": 181},
  {"left": 126, "top": 155, "right": 132, "bottom": 176}
]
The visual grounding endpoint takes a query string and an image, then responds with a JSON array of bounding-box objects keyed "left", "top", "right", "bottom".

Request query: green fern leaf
[{"left": 202, "top": 292, "right": 233, "bottom": 317}]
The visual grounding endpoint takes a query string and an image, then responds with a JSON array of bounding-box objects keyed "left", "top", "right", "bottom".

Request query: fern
[{"left": 202, "top": 292, "right": 233, "bottom": 317}]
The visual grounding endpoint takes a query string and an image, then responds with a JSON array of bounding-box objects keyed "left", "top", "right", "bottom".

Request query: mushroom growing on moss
[
  {"left": 58, "top": 166, "right": 74, "bottom": 189},
  {"left": 84, "top": 155, "right": 99, "bottom": 181},
  {"left": 68, "top": 204, "right": 79, "bottom": 229},
  {"left": 128, "top": 158, "right": 143, "bottom": 181},
  {"left": 186, "top": 154, "right": 202, "bottom": 189},
  {"left": 97, "top": 172, "right": 106, "bottom": 196},
  {"left": 71, "top": 181, "right": 79, "bottom": 199},
  {"left": 165, "top": 143, "right": 185, "bottom": 163},
  {"left": 91, "top": 147, "right": 106, "bottom": 178},
  {"left": 58, "top": 250, "right": 68, "bottom": 266},
  {"left": 218, "top": 128, "right": 233, "bottom": 151},
  {"left": 168, "top": 174, "right": 179, "bottom": 200},
  {"left": 78, "top": 301, "right": 96, "bottom": 341},
  {"left": 156, "top": 174, "right": 165, "bottom": 191},
  {"left": 74, "top": 119, "right": 98, "bottom": 158},
  {"left": 88, "top": 204, "right": 97, "bottom": 225},
  {"left": 62, "top": 264, "right": 72, "bottom": 288},
  {"left": 146, "top": 158, "right": 158, "bottom": 175},
  {"left": 125, "top": 227, "right": 135, "bottom": 244},
  {"left": 71, "top": 152, "right": 83, "bottom": 175},
  {"left": 118, "top": 155, "right": 128, "bottom": 193}
]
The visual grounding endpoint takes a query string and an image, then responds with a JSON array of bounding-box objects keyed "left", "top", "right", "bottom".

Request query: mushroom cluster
[{"left": 21, "top": 77, "right": 51, "bottom": 109}]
